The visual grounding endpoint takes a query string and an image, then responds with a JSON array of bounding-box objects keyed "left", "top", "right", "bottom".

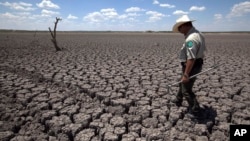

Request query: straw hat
[{"left": 172, "top": 15, "right": 195, "bottom": 33}]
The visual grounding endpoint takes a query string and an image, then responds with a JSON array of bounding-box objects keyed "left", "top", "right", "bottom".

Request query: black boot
[
  {"left": 174, "top": 96, "right": 183, "bottom": 107},
  {"left": 189, "top": 99, "right": 201, "bottom": 116},
  {"left": 185, "top": 94, "right": 200, "bottom": 113},
  {"left": 191, "top": 99, "right": 201, "bottom": 113}
]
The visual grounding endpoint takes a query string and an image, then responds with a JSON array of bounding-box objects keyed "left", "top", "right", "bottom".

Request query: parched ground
[{"left": 0, "top": 32, "right": 250, "bottom": 141}]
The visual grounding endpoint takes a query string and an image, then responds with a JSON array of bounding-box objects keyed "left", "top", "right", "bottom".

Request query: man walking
[{"left": 172, "top": 15, "right": 206, "bottom": 115}]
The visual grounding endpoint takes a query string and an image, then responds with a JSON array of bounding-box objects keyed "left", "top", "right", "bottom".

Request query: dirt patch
[{"left": 1, "top": 32, "right": 250, "bottom": 140}]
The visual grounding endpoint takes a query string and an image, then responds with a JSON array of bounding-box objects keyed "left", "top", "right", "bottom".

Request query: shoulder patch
[{"left": 186, "top": 41, "right": 194, "bottom": 48}]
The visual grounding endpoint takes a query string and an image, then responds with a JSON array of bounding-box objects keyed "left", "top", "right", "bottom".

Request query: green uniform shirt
[{"left": 179, "top": 27, "right": 206, "bottom": 62}]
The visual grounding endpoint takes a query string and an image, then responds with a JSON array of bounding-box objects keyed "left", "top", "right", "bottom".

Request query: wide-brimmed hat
[{"left": 172, "top": 15, "right": 195, "bottom": 33}]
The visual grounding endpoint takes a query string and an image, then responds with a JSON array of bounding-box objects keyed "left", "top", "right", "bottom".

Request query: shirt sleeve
[{"left": 185, "top": 40, "right": 199, "bottom": 59}]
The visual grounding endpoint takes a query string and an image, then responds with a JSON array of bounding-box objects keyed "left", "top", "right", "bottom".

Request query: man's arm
[{"left": 182, "top": 59, "right": 195, "bottom": 83}]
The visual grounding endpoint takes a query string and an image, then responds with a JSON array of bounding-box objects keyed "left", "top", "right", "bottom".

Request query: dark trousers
[{"left": 176, "top": 59, "right": 203, "bottom": 111}]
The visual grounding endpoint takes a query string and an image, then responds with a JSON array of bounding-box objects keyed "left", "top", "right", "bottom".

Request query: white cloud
[
  {"left": 19, "top": 2, "right": 32, "bottom": 7},
  {"left": 0, "top": 11, "right": 56, "bottom": 30},
  {"left": 67, "top": 14, "right": 78, "bottom": 20},
  {"left": 227, "top": 1, "right": 250, "bottom": 18},
  {"left": 214, "top": 14, "right": 223, "bottom": 20},
  {"left": 127, "top": 13, "right": 141, "bottom": 17},
  {"left": 118, "top": 14, "right": 128, "bottom": 19},
  {"left": 41, "top": 9, "right": 59, "bottom": 17},
  {"left": 0, "top": 1, "right": 35, "bottom": 11},
  {"left": 153, "top": 0, "right": 159, "bottom": 5},
  {"left": 1, "top": 12, "right": 20, "bottom": 19},
  {"left": 125, "top": 7, "right": 145, "bottom": 12},
  {"left": 84, "top": 12, "right": 104, "bottom": 22},
  {"left": 153, "top": 0, "right": 175, "bottom": 9},
  {"left": 159, "top": 3, "right": 175, "bottom": 8},
  {"left": 118, "top": 14, "right": 138, "bottom": 22},
  {"left": 173, "top": 10, "right": 189, "bottom": 15},
  {"left": 0, "top": 1, "right": 62, "bottom": 30},
  {"left": 84, "top": 8, "right": 133, "bottom": 23},
  {"left": 146, "top": 11, "right": 166, "bottom": 22},
  {"left": 100, "top": 8, "right": 118, "bottom": 19},
  {"left": 0, "top": 11, "right": 40, "bottom": 21},
  {"left": 0, "top": 11, "right": 46, "bottom": 27},
  {"left": 36, "top": 0, "right": 60, "bottom": 9},
  {"left": 189, "top": 6, "right": 206, "bottom": 11}
]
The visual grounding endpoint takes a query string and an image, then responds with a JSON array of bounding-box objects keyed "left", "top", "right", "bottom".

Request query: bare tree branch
[
  {"left": 48, "top": 27, "right": 54, "bottom": 38},
  {"left": 49, "top": 17, "right": 62, "bottom": 51}
]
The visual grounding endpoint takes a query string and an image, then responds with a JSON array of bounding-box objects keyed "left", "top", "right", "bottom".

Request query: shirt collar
[{"left": 185, "top": 27, "right": 196, "bottom": 38}]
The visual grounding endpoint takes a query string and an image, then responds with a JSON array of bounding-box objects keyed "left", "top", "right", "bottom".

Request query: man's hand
[
  {"left": 182, "top": 59, "right": 195, "bottom": 83},
  {"left": 181, "top": 74, "right": 189, "bottom": 83}
]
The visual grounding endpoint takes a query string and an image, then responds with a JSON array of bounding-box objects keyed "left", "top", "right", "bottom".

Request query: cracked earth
[{"left": 0, "top": 32, "right": 250, "bottom": 141}]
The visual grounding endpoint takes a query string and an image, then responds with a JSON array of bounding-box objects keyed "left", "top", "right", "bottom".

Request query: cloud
[
  {"left": 159, "top": 3, "right": 175, "bottom": 8},
  {"left": 84, "top": 8, "right": 143, "bottom": 23},
  {"left": 214, "top": 14, "right": 223, "bottom": 20},
  {"left": 67, "top": 14, "right": 78, "bottom": 20},
  {"left": 153, "top": 0, "right": 175, "bottom": 8},
  {"left": 146, "top": 11, "right": 166, "bottom": 22},
  {"left": 0, "top": 11, "right": 57, "bottom": 30},
  {"left": 84, "top": 8, "right": 119, "bottom": 23},
  {"left": 125, "top": 7, "right": 145, "bottom": 12},
  {"left": 0, "top": 11, "right": 42, "bottom": 22},
  {"left": 124, "top": 7, "right": 144, "bottom": 18},
  {"left": 36, "top": 0, "right": 60, "bottom": 9},
  {"left": 0, "top": 1, "right": 35, "bottom": 11},
  {"left": 227, "top": 1, "right": 250, "bottom": 18},
  {"left": 173, "top": 10, "right": 189, "bottom": 15},
  {"left": 127, "top": 13, "right": 141, "bottom": 17},
  {"left": 41, "top": 9, "right": 59, "bottom": 17},
  {"left": 189, "top": 6, "right": 206, "bottom": 11},
  {"left": 84, "top": 12, "right": 104, "bottom": 22},
  {"left": 100, "top": 8, "right": 118, "bottom": 18},
  {"left": 153, "top": 0, "right": 159, "bottom": 5},
  {"left": 1, "top": 12, "right": 20, "bottom": 19},
  {"left": 118, "top": 14, "right": 128, "bottom": 19},
  {"left": 36, "top": 0, "right": 60, "bottom": 18}
]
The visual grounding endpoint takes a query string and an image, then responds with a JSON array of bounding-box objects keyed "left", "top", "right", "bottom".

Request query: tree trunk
[{"left": 49, "top": 17, "right": 62, "bottom": 51}]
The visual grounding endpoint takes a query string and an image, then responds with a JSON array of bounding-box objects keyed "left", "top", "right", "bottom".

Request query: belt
[{"left": 181, "top": 58, "right": 203, "bottom": 67}]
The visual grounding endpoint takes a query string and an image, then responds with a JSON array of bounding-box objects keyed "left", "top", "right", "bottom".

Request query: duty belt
[{"left": 181, "top": 58, "right": 203, "bottom": 68}]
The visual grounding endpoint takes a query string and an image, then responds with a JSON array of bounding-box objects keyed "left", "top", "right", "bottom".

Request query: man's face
[{"left": 178, "top": 24, "right": 186, "bottom": 34}]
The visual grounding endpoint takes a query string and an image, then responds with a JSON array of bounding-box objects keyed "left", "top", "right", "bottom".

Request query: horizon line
[{"left": 1, "top": 29, "right": 250, "bottom": 33}]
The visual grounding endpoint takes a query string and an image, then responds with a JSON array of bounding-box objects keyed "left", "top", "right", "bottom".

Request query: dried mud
[{"left": 0, "top": 32, "right": 250, "bottom": 141}]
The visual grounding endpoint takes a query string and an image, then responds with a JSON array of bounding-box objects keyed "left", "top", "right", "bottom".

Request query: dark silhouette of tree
[{"left": 49, "top": 17, "right": 62, "bottom": 51}]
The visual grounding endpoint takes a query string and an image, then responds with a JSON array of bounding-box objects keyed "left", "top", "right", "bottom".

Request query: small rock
[
  {"left": 74, "top": 128, "right": 95, "bottom": 141},
  {"left": 104, "top": 132, "right": 118, "bottom": 141},
  {"left": 110, "top": 116, "right": 126, "bottom": 127},
  {"left": 73, "top": 113, "right": 92, "bottom": 127}
]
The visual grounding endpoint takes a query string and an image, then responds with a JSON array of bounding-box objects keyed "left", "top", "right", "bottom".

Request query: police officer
[{"left": 172, "top": 15, "right": 206, "bottom": 114}]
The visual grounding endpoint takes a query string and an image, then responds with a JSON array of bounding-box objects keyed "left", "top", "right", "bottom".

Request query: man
[{"left": 172, "top": 15, "right": 206, "bottom": 114}]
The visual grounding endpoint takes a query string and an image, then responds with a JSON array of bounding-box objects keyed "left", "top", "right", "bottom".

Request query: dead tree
[{"left": 49, "top": 17, "right": 62, "bottom": 51}]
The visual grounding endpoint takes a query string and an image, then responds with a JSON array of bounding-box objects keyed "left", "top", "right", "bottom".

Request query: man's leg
[
  {"left": 175, "top": 83, "right": 183, "bottom": 106},
  {"left": 181, "top": 78, "right": 200, "bottom": 113}
]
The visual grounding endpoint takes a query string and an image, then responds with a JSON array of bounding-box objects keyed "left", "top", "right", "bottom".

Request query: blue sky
[{"left": 0, "top": 0, "right": 250, "bottom": 31}]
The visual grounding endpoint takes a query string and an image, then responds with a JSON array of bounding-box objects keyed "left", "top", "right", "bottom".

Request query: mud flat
[{"left": 1, "top": 32, "right": 250, "bottom": 140}]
